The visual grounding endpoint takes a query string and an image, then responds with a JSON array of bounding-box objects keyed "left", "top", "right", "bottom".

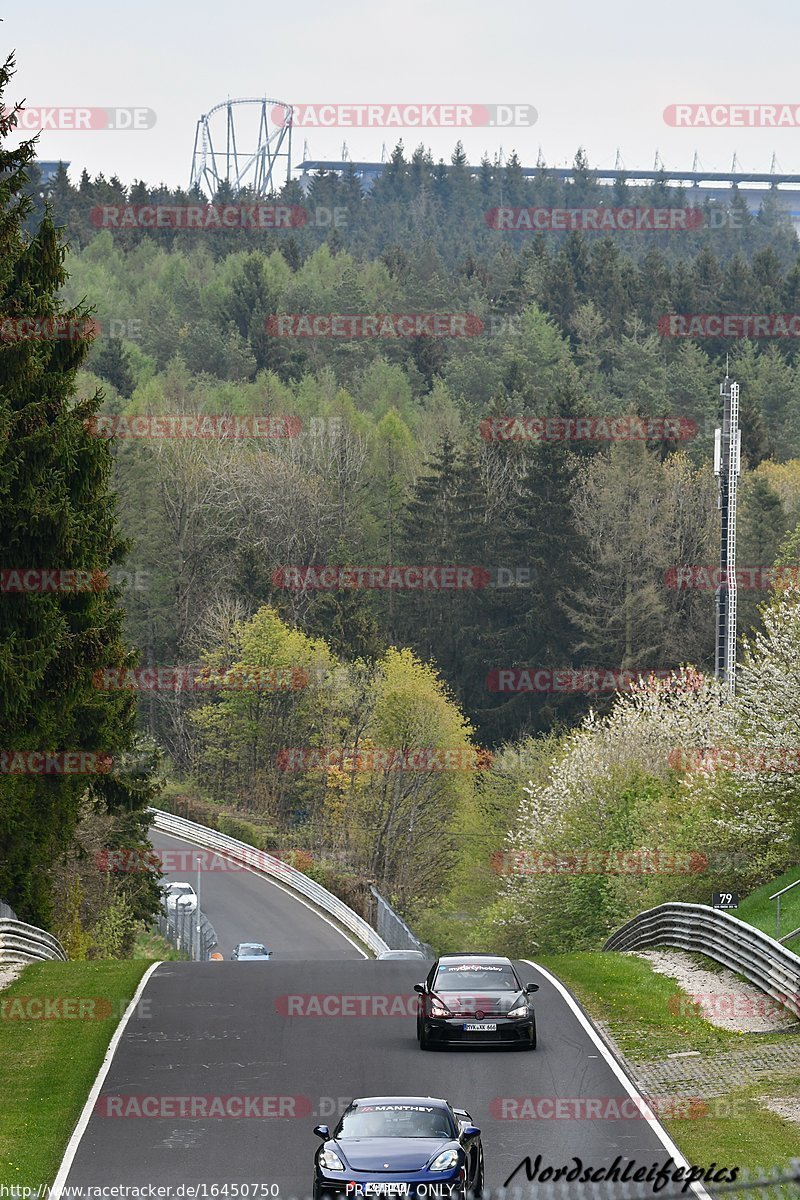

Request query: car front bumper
[
  {"left": 422, "top": 1015, "right": 534, "bottom": 1045},
  {"left": 315, "top": 1171, "right": 463, "bottom": 1199}
]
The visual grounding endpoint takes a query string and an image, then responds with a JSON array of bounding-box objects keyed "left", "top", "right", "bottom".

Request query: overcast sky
[{"left": 5, "top": 1, "right": 800, "bottom": 188}]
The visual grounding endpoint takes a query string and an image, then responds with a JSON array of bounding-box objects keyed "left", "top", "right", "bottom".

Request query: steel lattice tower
[
  {"left": 714, "top": 375, "right": 741, "bottom": 694},
  {"left": 190, "top": 99, "right": 293, "bottom": 197}
]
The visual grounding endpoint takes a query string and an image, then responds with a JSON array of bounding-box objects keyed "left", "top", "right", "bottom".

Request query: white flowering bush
[{"left": 484, "top": 627, "right": 800, "bottom": 953}]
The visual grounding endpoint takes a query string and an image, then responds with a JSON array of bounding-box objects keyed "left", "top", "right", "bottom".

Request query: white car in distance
[{"left": 163, "top": 881, "right": 198, "bottom": 914}]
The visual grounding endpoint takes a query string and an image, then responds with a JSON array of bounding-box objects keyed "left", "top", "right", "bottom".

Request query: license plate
[
  {"left": 364, "top": 1185, "right": 409, "bottom": 1195},
  {"left": 464, "top": 1022, "right": 497, "bottom": 1031}
]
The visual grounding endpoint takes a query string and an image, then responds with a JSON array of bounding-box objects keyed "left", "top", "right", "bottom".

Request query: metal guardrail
[
  {"left": 771, "top": 877, "right": 800, "bottom": 941},
  {"left": 0, "top": 918, "right": 68, "bottom": 964},
  {"left": 604, "top": 902, "right": 800, "bottom": 1019},
  {"left": 369, "top": 885, "right": 434, "bottom": 957},
  {"left": 149, "top": 808, "right": 390, "bottom": 956}
]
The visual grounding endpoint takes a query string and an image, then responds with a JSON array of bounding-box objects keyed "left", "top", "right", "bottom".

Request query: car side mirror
[
  {"left": 413, "top": 983, "right": 426, "bottom": 994},
  {"left": 313, "top": 1125, "right": 330, "bottom": 1139},
  {"left": 525, "top": 982, "right": 540, "bottom": 993},
  {"left": 461, "top": 1125, "right": 480, "bottom": 1138}
]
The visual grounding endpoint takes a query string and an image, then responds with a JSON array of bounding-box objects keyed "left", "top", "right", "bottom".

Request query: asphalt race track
[
  {"left": 62, "top": 958, "right": 687, "bottom": 1198},
  {"left": 150, "top": 829, "right": 365, "bottom": 961}
]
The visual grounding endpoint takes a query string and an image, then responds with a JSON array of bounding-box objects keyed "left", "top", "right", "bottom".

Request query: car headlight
[
  {"left": 430, "top": 1149, "right": 459, "bottom": 1172},
  {"left": 430, "top": 999, "right": 452, "bottom": 1017},
  {"left": 319, "top": 1149, "right": 345, "bottom": 1172},
  {"left": 507, "top": 1003, "right": 529, "bottom": 1019}
]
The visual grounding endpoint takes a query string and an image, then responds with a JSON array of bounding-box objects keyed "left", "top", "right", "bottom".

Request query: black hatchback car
[{"left": 414, "top": 954, "right": 538, "bottom": 1049}]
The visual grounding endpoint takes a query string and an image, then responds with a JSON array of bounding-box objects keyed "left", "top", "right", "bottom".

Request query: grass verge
[
  {"left": 537, "top": 951, "right": 800, "bottom": 1171},
  {"left": 132, "top": 925, "right": 185, "bottom": 961},
  {"left": 0, "top": 960, "right": 151, "bottom": 1187}
]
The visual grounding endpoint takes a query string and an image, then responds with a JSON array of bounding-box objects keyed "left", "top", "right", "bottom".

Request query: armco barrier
[
  {"left": 604, "top": 902, "right": 800, "bottom": 1019},
  {"left": 149, "top": 808, "right": 390, "bottom": 956},
  {"left": 0, "top": 918, "right": 67, "bottom": 965},
  {"left": 370, "top": 885, "right": 434, "bottom": 957}
]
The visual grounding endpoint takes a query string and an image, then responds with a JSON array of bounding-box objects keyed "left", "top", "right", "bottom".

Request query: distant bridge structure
[{"left": 295, "top": 156, "right": 800, "bottom": 227}]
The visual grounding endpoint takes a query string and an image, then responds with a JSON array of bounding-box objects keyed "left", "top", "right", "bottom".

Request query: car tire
[
  {"left": 525, "top": 1023, "right": 537, "bottom": 1050},
  {"left": 419, "top": 1027, "right": 432, "bottom": 1050},
  {"left": 472, "top": 1145, "right": 485, "bottom": 1197}
]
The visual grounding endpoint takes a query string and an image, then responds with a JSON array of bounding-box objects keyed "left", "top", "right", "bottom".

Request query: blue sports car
[{"left": 312, "top": 1096, "right": 484, "bottom": 1200}]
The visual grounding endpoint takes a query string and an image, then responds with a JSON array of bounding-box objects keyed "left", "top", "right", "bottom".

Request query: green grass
[
  {"left": 537, "top": 951, "right": 800, "bottom": 1171},
  {"left": 660, "top": 1084, "right": 800, "bottom": 1168},
  {"left": 0, "top": 960, "right": 152, "bottom": 1187},
  {"left": 737, "top": 863, "right": 800, "bottom": 941},
  {"left": 536, "top": 951, "right": 752, "bottom": 1059},
  {"left": 132, "top": 925, "right": 186, "bottom": 961}
]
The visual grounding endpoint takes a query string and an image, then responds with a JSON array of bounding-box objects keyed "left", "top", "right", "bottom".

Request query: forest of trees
[{"left": 4, "top": 59, "right": 800, "bottom": 949}]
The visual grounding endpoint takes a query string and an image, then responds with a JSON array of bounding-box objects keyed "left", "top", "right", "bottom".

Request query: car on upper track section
[
  {"left": 162, "top": 881, "right": 198, "bottom": 914},
  {"left": 376, "top": 950, "right": 428, "bottom": 961},
  {"left": 313, "top": 1095, "right": 483, "bottom": 1200},
  {"left": 231, "top": 942, "right": 272, "bottom": 960},
  {"left": 414, "top": 954, "right": 538, "bottom": 1049}
]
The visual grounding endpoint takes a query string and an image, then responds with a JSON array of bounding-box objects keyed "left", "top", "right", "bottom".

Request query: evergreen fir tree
[{"left": 0, "top": 56, "right": 159, "bottom": 923}]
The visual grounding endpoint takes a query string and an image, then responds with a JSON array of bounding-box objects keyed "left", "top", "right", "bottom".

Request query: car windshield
[
  {"left": 168, "top": 884, "right": 193, "bottom": 896},
  {"left": 239, "top": 945, "right": 269, "bottom": 956},
  {"left": 434, "top": 962, "right": 518, "bottom": 991},
  {"left": 337, "top": 1105, "right": 453, "bottom": 1139}
]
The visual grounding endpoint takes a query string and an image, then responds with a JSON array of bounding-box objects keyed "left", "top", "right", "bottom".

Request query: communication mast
[{"left": 713, "top": 374, "right": 741, "bottom": 694}]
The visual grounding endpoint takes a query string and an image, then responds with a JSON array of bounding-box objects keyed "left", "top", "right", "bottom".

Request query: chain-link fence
[
  {"left": 369, "top": 885, "right": 434, "bottom": 956},
  {"left": 156, "top": 901, "right": 218, "bottom": 960}
]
